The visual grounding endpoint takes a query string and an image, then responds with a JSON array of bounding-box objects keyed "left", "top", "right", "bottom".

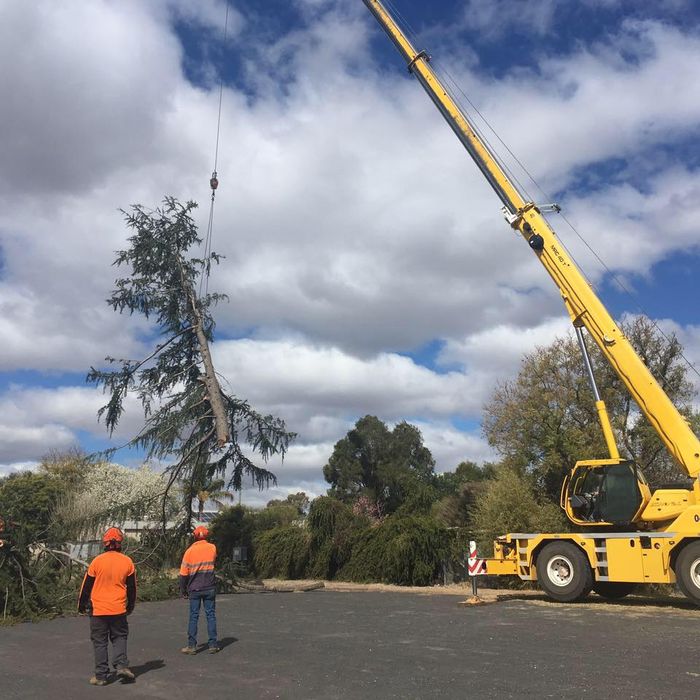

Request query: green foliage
[
  {"left": 253, "top": 526, "right": 310, "bottom": 579},
  {"left": 431, "top": 461, "right": 497, "bottom": 528},
  {"left": 432, "top": 481, "right": 488, "bottom": 528},
  {"left": 86, "top": 197, "right": 294, "bottom": 524},
  {"left": 0, "top": 472, "right": 63, "bottom": 547},
  {"left": 306, "top": 497, "right": 366, "bottom": 579},
  {"left": 0, "top": 545, "right": 79, "bottom": 622},
  {"left": 434, "top": 461, "right": 495, "bottom": 498},
  {"left": 250, "top": 496, "right": 471, "bottom": 586},
  {"left": 185, "top": 475, "right": 235, "bottom": 520},
  {"left": 128, "top": 527, "right": 188, "bottom": 572},
  {"left": 210, "top": 502, "right": 308, "bottom": 578},
  {"left": 470, "top": 466, "right": 568, "bottom": 555},
  {"left": 483, "top": 336, "right": 605, "bottom": 501},
  {"left": 323, "top": 415, "right": 437, "bottom": 515},
  {"left": 39, "top": 447, "right": 91, "bottom": 492},
  {"left": 210, "top": 506, "right": 255, "bottom": 564},
  {"left": 134, "top": 571, "right": 180, "bottom": 602},
  {"left": 266, "top": 492, "right": 310, "bottom": 515},
  {"left": 254, "top": 505, "right": 300, "bottom": 532},
  {"left": 339, "top": 514, "right": 450, "bottom": 586},
  {"left": 307, "top": 497, "right": 354, "bottom": 540},
  {"left": 0, "top": 470, "right": 80, "bottom": 621},
  {"left": 597, "top": 316, "right": 699, "bottom": 487}
]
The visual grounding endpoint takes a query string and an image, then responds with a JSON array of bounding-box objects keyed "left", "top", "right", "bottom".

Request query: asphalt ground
[{"left": 1, "top": 590, "right": 699, "bottom": 699}]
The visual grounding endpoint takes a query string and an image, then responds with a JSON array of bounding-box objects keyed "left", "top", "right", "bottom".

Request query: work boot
[
  {"left": 116, "top": 667, "right": 135, "bottom": 681},
  {"left": 207, "top": 645, "right": 220, "bottom": 654},
  {"left": 89, "top": 676, "right": 107, "bottom": 686},
  {"left": 180, "top": 646, "right": 197, "bottom": 655}
]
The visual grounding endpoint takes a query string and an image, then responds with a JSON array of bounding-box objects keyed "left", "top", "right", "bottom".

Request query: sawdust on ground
[{"left": 261, "top": 579, "right": 700, "bottom": 617}]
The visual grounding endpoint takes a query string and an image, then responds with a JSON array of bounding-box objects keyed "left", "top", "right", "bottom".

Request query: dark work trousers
[
  {"left": 188, "top": 588, "right": 217, "bottom": 648},
  {"left": 89, "top": 614, "right": 129, "bottom": 679}
]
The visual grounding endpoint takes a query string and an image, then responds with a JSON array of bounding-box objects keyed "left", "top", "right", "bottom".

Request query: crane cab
[{"left": 562, "top": 459, "right": 651, "bottom": 527}]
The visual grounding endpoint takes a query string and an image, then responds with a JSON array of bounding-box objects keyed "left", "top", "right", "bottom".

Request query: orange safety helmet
[
  {"left": 102, "top": 527, "right": 124, "bottom": 545},
  {"left": 193, "top": 525, "right": 209, "bottom": 540}
]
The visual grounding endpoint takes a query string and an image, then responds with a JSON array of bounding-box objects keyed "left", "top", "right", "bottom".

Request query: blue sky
[{"left": 0, "top": 0, "right": 699, "bottom": 505}]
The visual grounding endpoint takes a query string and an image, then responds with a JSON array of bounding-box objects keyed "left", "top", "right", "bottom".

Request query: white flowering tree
[{"left": 54, "top": 461, "right": 180, "bottom": 538}]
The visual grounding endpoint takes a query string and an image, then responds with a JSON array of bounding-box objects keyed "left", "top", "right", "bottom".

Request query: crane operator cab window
[{"left": 568, "top": 462, "right": 644, "bottom": 524}]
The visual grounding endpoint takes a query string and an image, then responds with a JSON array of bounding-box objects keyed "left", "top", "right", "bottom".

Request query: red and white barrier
[{"left": 468, "top": 540, "right": 487, "bottom": 576}]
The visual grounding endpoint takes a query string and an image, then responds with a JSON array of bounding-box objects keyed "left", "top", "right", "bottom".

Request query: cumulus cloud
[
  {"left": 439, "top": 317, "right": 572, "bottom": 374},
  {"left": 213, "top": 339, "right": 480, "bottom": 421}
]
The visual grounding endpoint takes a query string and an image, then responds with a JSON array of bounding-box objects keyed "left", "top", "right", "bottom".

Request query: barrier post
[{"left": 462, "top": 540, "right": 486, "bottom": 605}]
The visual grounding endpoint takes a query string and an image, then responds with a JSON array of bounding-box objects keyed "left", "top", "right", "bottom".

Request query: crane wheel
[
  {"left": 536, "top": 541, "right": 593, "bottom": 602},
  {"left": 592, "top": 581, "right": 636, "bottom": 600},
  {"left": 675, "top": 540, "right": 700, "bottom": 606}
]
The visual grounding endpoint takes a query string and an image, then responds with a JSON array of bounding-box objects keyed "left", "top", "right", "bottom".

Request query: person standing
[
  {"left": 78, "top": 527, "right": 136, "bottom": 686},
  {"left": 179, "top": 525, "right": 219, "bottom": 654}
]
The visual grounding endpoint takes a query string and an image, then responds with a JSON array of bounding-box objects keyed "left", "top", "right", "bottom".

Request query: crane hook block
[{"left": 210, "top": 176, "right": 219, "bottom": 191}]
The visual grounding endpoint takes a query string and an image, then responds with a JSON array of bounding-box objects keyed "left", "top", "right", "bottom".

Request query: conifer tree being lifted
[{"left": 88, "top": 197, "right": 294, "bottom": 523}]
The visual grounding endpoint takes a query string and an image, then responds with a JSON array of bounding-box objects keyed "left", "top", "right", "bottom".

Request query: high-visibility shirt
[
  {"left": 179, "top": 540, "right": 217, "bottom": 594},
  {"left": 78, "top": 550, "right": 136, "bottom": 616}
]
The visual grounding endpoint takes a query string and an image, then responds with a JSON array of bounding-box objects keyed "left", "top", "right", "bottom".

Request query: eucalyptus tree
[
  {"left": 323, "top": 415, "right": 436, "bottom": 514},
  {"left": 88, "top": 197, "right": 294, "bottom": 523}
]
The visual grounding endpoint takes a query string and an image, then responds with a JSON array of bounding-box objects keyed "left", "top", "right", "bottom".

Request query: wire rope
[{"left": 199, "top": 0, "right": 231, "bottom": 299}]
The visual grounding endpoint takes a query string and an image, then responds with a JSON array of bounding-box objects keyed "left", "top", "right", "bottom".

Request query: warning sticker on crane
[{"left": 468, "top": 540, "right": 487, "bottom": 576}]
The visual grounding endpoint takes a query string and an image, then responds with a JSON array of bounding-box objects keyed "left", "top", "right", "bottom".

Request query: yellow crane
[{"left": 363, "top": 0, "right": 700, "bottom": 603}]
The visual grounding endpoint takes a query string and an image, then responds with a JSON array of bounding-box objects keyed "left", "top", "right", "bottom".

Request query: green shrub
[
  {"left": 253, "top": 526, "right": 310, "bottom": 579},
  {"left": 210, "top": 506, "right": 255, "bottom": 566},
  {"left": 307, "top": 497, "right": 366, "bottom": 579},
  {"left": 136, "top": 572, "right": 180, "bottom": 602},
  {"left": 0, "top": 548, "right": 79, "bottom": 623},
  {"left": 340, "top": 514, "right": 450, "bottom": 586}
]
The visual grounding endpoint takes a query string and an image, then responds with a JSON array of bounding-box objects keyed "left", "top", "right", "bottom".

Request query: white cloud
[
  {"left": 440, "top": 317, "right": 572, "bottom": 374},
  {"left": 213, "top": 338, "right": 480, "bottom": 421},
  {"left": 0, "top": 423, "right": 75, "bottom": 464},
  {"left": 0, "top": 384, "right": 147, "bottom": 464},
  {"left": 0, "top": 461, "right": 41, "bottom": 478},
  {"left": 476, "top": 20, "right": 700, "bottom": 187}
]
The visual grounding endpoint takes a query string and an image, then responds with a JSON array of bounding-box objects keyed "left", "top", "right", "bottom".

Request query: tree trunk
[
  {"left": 193, "top": 319, "right": 230, "bottom": 447},
  {"left": 179, "top": 260, "right": 230, "bottom": 447}
]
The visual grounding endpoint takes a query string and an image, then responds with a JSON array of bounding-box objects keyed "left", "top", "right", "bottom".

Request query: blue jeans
[{"left": 188, "top": 588, "right": 217, "bottom": 648}]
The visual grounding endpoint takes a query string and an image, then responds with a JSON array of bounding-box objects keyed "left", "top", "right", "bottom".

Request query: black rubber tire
[
  {"left": 592, "top": 581, "right": 636, "bottom": 600},
  {"left": 675, "top": 540, "right": 700, "bottom": 606},
  {"left": 536, "top": 541, "right": 593, "bottom": 602}
]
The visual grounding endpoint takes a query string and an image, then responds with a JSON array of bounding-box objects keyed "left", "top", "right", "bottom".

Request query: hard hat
[
  {"left": 193, "top": 525, "right": 209, "bottom": 540},
  {"left": 102, "top": 527, "right": 124, "bottom": 544}
]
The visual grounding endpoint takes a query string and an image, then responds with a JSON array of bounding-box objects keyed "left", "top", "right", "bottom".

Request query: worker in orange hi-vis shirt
[
  {"left": 78, "top": 527, "right": 137, "bottom": 686},
  {"left": 179, "top": 525, "right": 219, "bottom": 654}
]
